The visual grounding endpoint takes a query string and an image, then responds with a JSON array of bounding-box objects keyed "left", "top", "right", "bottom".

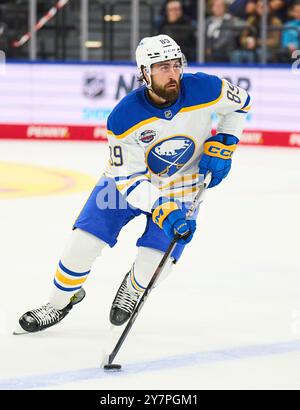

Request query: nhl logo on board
[
  {"left": 139, "top": 130, "right": 156, "bottom": 144},
  {"left": 83, "top": 72, "right": 106, "bottom": 99},
  {"left": 164, "top": 110, "right": 173, "bottom": 119}
]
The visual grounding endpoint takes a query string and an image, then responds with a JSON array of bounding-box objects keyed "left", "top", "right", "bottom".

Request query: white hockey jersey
[{"left": 104, "top": 72, "right": 251, "bottom": 213}]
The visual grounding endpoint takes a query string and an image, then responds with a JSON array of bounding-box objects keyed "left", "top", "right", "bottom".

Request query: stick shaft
[
  {"left": 107, "top": 172, "right": 212, "bottom": 365},
  {"left": 108, "top": 236, "right": 178, "bottom": 364}
]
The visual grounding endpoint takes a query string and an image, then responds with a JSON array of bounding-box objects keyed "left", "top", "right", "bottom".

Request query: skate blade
[{"left": 13, "top": 326, "right": 30, "bottom": 335}]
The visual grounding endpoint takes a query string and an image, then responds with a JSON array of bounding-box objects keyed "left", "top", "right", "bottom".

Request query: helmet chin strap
[{"left": 145, "top": 82, "right": 153, "bottom": 92}]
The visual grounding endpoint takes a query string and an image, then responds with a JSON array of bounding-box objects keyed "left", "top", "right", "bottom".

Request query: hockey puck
[{"left": 103, "top": 364, "right": 122, "bottom": 371}]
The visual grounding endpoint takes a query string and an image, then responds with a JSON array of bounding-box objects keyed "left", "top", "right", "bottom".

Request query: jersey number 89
[{"left": 227, "top": 82, "right": 241, "bottom": 104}]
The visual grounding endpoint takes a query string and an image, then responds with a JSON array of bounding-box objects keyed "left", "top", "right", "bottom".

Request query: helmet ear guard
[
  {"left": 144, "top": 66, "right": 152, "bottom": 88},
  {"left": 139, "top": 65, "right": 152, "bottom": 89},
  {"left": 181, "top": 53, "right": 188, "bottom": 70}
]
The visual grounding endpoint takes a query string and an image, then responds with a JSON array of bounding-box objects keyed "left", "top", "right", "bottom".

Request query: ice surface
[{"left": 0, "top": 140, "right": 299, "bottom": 390}]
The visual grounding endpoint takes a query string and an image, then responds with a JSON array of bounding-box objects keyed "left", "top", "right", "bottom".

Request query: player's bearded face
[
  {"left": 149, "top": 60, "right": 181, "bottom": 102},
  {"left": 151, "top": 77, "right": 180, "bottom": 102}
]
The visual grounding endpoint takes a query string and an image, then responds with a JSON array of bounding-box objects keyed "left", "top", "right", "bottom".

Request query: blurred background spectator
[
  {"left": 0, "top": 0, "right": 27, "bottom": 58},
  {"left": 232, "top": 0, "right": 282, "bottom": 63},
  {"left": 157, "top": 0, "right": 197, "bottom": 61},
  {"left": 278, "top": 0, "right": 300, "bottom": 61},
  {"left": 156, "top": 0, "right": 198, "bottom": 29},
  {"left": 229, "top": 0, "right": 258, "bottom": 19},
  {"left": 0, "top": 0, "right": 298, "bottom": 64},
  {"left": 269, "top": 0, "right": 295, "bottom": 23},
  {"left": 230, "top": 0, "right": 295, "bottom": 22},
  {"left": 206, "top": 0, "right": 237, "bottom": 62}
]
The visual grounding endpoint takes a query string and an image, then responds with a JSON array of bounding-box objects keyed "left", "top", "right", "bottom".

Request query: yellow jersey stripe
[
  {"left": 107, "top": 116, "right": 159, "bottom": 140},
  {"left": 107, "top": 81, "right": 225, "bottom": 139},
  {"left": 116, "top": 174, "right": 150, "bottom": 192},
  {"left": 167, "top": 186, "right": 198, "bottom": 198},
  {"left": 158, "top": 173, "right": 199, "bottom": 190},
  {"left": 240, "top": 105, "right": 251, "bottom": 112}
]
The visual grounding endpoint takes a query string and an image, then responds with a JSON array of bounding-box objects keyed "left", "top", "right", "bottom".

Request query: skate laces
[
  {"left": 113, "top": 277, "right": 141, "bottom": 314},
  {"left": 30, "top": 303, "right": 61, "bottom": 326}
]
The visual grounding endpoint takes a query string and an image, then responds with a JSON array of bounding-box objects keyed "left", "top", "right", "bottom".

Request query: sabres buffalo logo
[{"left": 146, "top": 136, "right": 195, "bottom": 177}]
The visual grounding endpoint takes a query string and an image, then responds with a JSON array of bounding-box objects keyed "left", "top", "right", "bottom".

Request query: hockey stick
[
  {"left": 102, "top": 172, "right": 212, "bottom": 369},
  {"left": 12, "top": 0, "right": 70, "bottom": 48}
]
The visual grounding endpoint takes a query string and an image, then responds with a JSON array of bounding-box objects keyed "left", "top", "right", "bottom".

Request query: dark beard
[{"left": 151, "top": 80, "right": 180, "bottom": 103}]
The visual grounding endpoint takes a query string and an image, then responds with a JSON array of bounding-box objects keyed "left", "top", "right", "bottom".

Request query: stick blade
[{"left": 103, "top": 364, "right": 122, "bottom": 372}]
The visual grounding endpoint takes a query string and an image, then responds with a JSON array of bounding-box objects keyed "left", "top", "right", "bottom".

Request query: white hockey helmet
[{"left": 136, "top": 34, "right": 185, "bottom": 87}]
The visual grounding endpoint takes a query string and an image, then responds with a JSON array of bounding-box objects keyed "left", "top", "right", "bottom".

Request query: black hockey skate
[
  {"left": 110, "top": 272, "right": 142, "bottom": 326},
  {"left": 15, "top": 288, "right": 86, "bottom": 334}
]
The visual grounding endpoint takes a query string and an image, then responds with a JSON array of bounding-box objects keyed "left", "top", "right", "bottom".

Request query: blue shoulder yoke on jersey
[
  {"left": 107, "top": 73, "right": 223, "bottom": 138},
  {"left": 180, "top": 72, "right": 223, "bottom": 110},
  {"left": 107, "top": 88, "right": 157, "bottom": 138}
]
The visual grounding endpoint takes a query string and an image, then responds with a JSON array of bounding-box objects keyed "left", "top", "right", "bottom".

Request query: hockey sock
[
  {"left": 128, "top": 246, "right": 174, "bottom": 293},
  {"left": 49, "top": 229, "right": 106, "bottom": 309}
]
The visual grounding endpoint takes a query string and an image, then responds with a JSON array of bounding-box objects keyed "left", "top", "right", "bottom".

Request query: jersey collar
[{"left": 137, "top": 85, "right": 185, "bottom": 121}]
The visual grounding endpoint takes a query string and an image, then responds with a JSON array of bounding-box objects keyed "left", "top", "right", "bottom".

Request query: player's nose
[{"left": 168, "top": 72, "right": 177, "bottom": 82}]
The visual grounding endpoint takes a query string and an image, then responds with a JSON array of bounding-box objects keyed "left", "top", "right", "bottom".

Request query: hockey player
[{"left": 17, "top": 34, "right": 250, "bottom": 333}]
